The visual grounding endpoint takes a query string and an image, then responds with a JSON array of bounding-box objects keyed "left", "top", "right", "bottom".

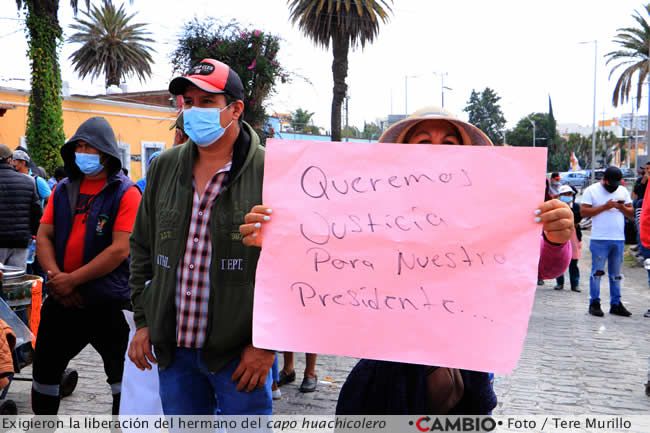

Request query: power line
[{"left": 0, "top": 29, "right": 22, "bottom": 39}]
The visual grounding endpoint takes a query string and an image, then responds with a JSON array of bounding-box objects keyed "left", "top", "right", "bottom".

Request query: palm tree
[
  {"left": 68, "top": 0, "right": 155, "bottom": 88},
  {"left": 15, "top": 0, "right": 92, "bottom": 173},
  {"left": 291, "top": 107, "right": 315, "bottom": 132},
  {"left": 287, "top": 0, "right": 392, "bottom": 142},
  {"left": 606, "top": 4, "right": 650, "bottom": 109}
]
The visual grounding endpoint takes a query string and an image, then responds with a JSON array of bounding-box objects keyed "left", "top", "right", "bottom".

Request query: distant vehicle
[
  {"left": 621, "top": 167, "right": 636, "bottom": 179},
  {"left": 560, "top": 171, "right": 589, "bottom": 189}
]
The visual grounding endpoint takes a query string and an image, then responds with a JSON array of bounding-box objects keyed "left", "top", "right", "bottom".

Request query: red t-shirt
[{"left": 41, "top": 178, "right": 141, "bottom": 273}]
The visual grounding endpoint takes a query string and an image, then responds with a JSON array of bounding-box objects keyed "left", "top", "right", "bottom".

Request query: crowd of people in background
[
  {"left": 543, "top": 166, "right": 650, "bottom": 317},
  {"left": 2, "top": 56, "right": 650, "bottom": 418}
]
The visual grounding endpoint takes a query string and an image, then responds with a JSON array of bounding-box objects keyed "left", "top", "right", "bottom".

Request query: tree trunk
[
  {"left": 106, "top": 66, "right": 120, "bottom": 88},
  {"left": 24, "top": 0, "right": 65, "bottom": 174},
  {"left": 330, "top": 33, "right": 349, "bottom": 142}
]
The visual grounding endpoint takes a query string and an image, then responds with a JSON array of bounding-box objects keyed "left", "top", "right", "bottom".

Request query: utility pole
[
  {"left": 404, "top": 75, "right": 408, "bottom": 115},
  {"left": 527, "top": 116, "right": 536, "bottom": 147},
  {"left": 647, "top": 41, "right": 650, "bottom": 159},
  {"left": 345, "top": 94, "right": 350, "bottom": 142},
  {"left": 434, "top": 72, "right": 451, "bottom": 108},
  {"left": 634, "top": 96, "right": 639, "bottom": 170},
  {"left": 579, "top": 40, "right": 598, "bottom": 183}
]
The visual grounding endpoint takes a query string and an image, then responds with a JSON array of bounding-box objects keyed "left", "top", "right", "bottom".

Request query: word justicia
[
  {"left": 299, "top": 208, "right": 447, "bottom": 245},
  {"left": 300, "top": 165, "right": 474, "bottom": 200}
]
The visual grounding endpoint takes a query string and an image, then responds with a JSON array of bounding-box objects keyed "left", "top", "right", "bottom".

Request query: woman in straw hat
[{"left": 240, "top": 107, "right": 573, "bottom": 414}]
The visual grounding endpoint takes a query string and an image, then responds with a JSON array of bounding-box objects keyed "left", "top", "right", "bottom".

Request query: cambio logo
[{"left": 410, "top": 416, "right": 497, "bottom": 432}]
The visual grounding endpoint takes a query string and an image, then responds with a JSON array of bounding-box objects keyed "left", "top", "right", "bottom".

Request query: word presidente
[{"left": 291, "top": 281, "right": 494, "bottom": 322}]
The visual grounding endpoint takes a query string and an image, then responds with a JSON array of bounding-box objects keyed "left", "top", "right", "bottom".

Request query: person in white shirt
[{"left": 580, "top": 166, "right": 634, "bottom": 317}]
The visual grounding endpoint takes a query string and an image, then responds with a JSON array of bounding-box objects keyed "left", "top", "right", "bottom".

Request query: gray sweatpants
[{"left": 0, "top": 247, "right": 28, "bottom": 270}]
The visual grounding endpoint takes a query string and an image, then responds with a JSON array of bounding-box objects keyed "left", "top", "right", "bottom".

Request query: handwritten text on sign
[{"left": 254, "top": 140, "right": 547, "bottom": 373}]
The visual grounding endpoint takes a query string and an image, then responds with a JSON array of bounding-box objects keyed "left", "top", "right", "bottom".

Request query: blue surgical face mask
[
  {"left": 559, "top": 195, "right": 573, "bottom": 204},
  {"left": 75, "top": 152, "right": 103, "bottom": 176},
  {"left": 183, "top": 105, "right": 233, "bottom": 147}
]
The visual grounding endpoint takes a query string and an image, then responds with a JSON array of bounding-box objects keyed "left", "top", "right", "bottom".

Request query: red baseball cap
[{"left": 169, "top": 59, "right": 245, "bottom": 100}]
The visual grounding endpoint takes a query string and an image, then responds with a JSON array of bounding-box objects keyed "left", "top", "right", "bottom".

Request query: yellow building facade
[{"left": 0, "top": 87, "right": 177, "bottom": 180}]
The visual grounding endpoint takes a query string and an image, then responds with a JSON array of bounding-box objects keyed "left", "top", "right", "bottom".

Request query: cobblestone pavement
[{"left": 8, "top": 233, "right": 650, "bottom": 415}]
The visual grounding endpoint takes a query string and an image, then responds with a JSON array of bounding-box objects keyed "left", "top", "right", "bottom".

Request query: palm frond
[
  {"left": 287, "top": 0, "right": 393, "bottom": 49},
  {"left": 607, "top": 5, "right": 650, "bottom": 109},
  {"left": 67, "top": 0, "right": 155, "bottom": 87}
]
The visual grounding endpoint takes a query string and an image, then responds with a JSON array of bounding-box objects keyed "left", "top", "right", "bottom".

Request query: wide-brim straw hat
[{"left": 379, "top": 106, "right": 493, "bottom": 146}]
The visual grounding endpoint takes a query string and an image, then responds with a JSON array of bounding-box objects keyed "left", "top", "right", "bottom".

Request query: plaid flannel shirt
[{"left": 176, "top": 162, "right": 232, "bottom": 348}]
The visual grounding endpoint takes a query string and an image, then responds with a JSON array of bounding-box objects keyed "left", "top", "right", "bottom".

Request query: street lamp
[
  {"left": 579, "top": 40, "right": 598, "bottom": 183},
  {"left": 527, "top": 116, "right": 536, "bottom": 147},
  {"left": 434, "top": 72, "right": 451, "bottom": 108},
  {"left": 404, "top": 74, "right": 419, "bottom": 114}
]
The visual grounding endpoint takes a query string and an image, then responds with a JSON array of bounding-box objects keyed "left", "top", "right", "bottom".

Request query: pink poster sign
[{"left": 253, "top": 139, "right": 547, "bottom": 373}]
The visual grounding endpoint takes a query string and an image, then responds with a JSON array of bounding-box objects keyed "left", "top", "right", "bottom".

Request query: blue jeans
[
  {"left": 589, "top": 240, "right": 624, "bottom": 305},
  {"left": 271, "top": 354, "right": 279, "bottom": 383},
  {"left": 158, "top": 347, "right": 272, "bottom": 415}
]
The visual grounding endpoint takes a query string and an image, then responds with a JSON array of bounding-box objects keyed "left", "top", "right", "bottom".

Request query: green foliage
[
  {"left": 507, "top": 112, "right": 564, "bottom": 171},
  {"left": 342, "top": 125, "right": 361, "bottom": 138},
  {"left": 564, "top": 133, "right": 591, "bottom": 168},
  {"left": 68, "top": 0, "right": 155, "bottom": 87},
  {"left": 287, "top": 0, "right": 393, "bottom": 49},
  {"left": 507, "top": 113, "right": 553, "bottom": 148},
  {"left": 287, "top": 0, "right": 392, "bottom": 142},
  {"left": 548, "top": 150, "right": 570, "bottom": 172},
  {"left": 606, "top": 4, "right": 650, "bottom": 109},
  {"left": 563, "top": 130, "right": 621, "bottom": 170},
  {"left": 15, "top": 1, "right": 90, "bottom": 14},
  {"left": 305, "top": 125, "right": 321, "bottom": 135},
  {"left": 290, "top": 108, "right": 315, "bottom": 133},
  {"left": 21, "top": 1, "right": 65, "bottom": 175},
  {"left": 463, "top": 88, "right": 507, "bottom": 145},
  {"left": 172, "top": 19, "right": 289, "bottom": 130},
  {"left": 362, "top": 121, "right": 383, "bottom": 140}
]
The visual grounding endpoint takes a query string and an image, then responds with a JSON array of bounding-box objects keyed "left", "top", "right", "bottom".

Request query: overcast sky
[{"left": 0, "top": 0, "right": 647, "bottom": 131}]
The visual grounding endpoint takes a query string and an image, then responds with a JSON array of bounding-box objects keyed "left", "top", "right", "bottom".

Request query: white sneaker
[{"left": 272, "top": 389, "right": 282, "bottom": 400}]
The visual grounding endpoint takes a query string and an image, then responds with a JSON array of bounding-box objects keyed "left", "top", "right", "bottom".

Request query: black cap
[{"left": 604, "top": 166, "right": 622, "bottom": 186}]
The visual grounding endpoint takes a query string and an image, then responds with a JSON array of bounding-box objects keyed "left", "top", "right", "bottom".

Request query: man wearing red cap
[{"left": 128, "top": 59, "right": 273, "bottom": 415}]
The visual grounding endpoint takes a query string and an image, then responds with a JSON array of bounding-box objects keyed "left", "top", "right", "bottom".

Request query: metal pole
[
  {"left": 635, "top": 97, "right": 639, "bottom": 170},
  {"left": 345, "top": 95, "right": 349, "bottom": 142},
  {"left": 533, "top": 122, "right": 536, "bottom": 148},
  {"left": 590, "top": 40, "right": 597, "bottom": 183},
  {"left": 404, "top": 75, "right": 408, "bottom": 115},
  {"left": 647, "top": 72, "right": 650, "bottom": 159},
  {"left": 441, "top": 73, "right": 445, "bottom": 108},
  {"left": 527, "top": 117, "right": 536, "bottom": 147}
]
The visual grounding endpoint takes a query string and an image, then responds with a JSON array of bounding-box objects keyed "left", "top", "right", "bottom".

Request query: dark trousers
[
  {"left": 556, "top": 259, "right": 580, "bottom": 288},
  {"left": 31, "top": 297, "right": 129, "bottom": 414}
]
